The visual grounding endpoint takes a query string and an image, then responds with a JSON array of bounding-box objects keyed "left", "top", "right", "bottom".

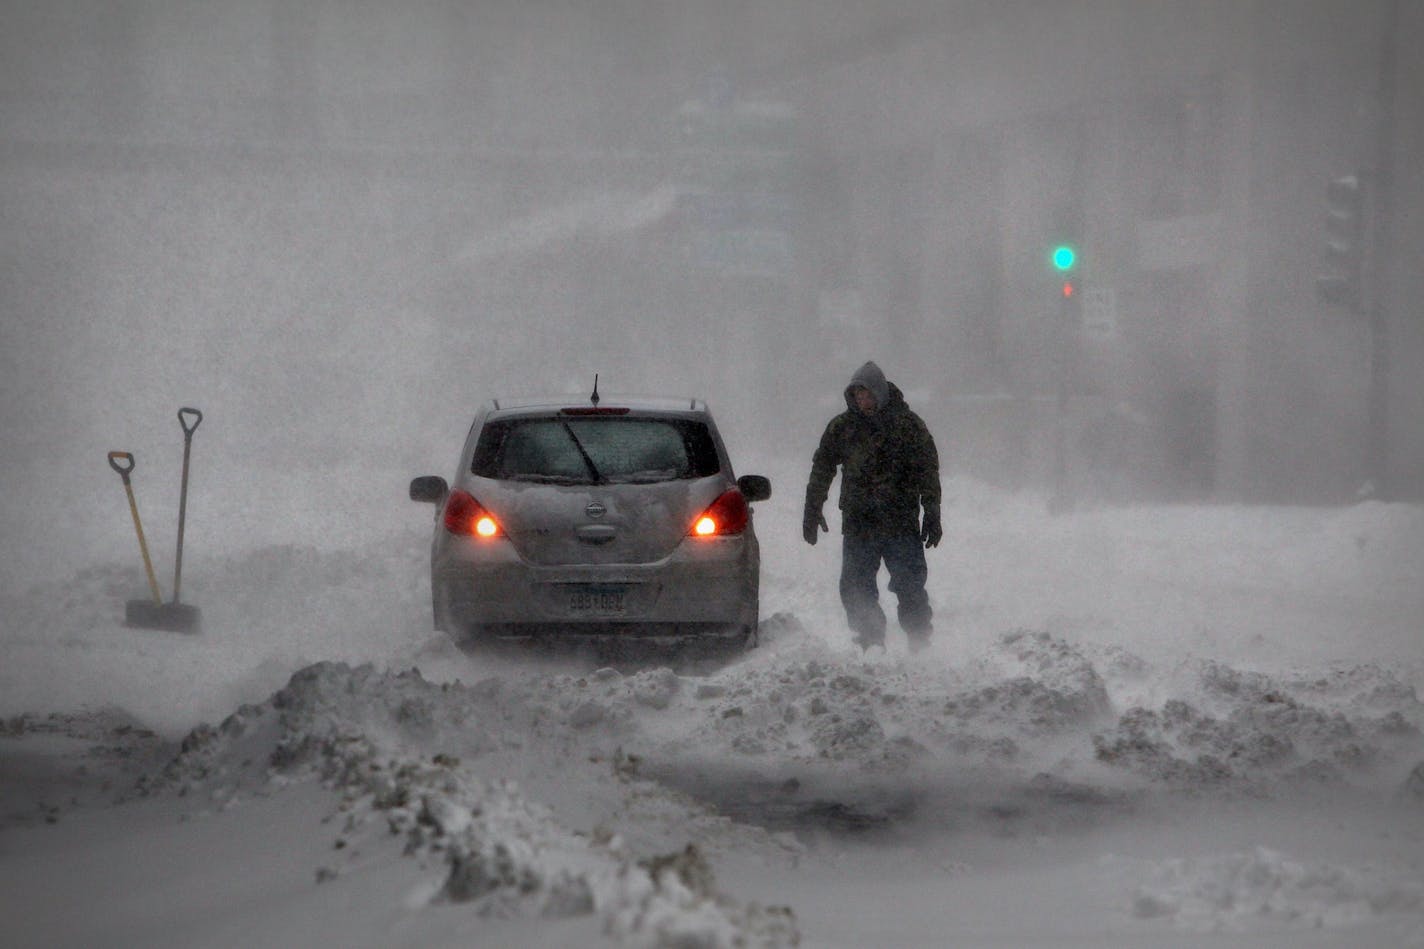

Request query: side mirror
[
  {"left": 737, "top": 474, "right": 771, "bottom": 503},
  {"left": 409, "top": 475, "right": 449, "bottom": 503}
]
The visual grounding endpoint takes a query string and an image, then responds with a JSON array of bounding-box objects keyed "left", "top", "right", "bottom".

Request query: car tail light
[
  {"left": 690, "top": 489, "right": 749, "bottom": 537},
  {"left": 443, "top": 489, "right": 503, "bottom": 538}
]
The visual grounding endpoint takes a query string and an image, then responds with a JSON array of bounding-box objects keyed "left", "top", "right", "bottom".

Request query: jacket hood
[{"left": 844, "top": 360, "right": 893, "bottom": 413}]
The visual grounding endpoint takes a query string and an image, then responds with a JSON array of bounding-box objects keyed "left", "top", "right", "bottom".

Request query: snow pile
[
  {"left": 617, "top": 626, "right": 1114, "bottom": 774},
  {"left": 1092, "top": 659, "right": 1424, "bottom": 793},
  {"left": 607, "top": 845, "right": 799, "bottom": 949},
  {"left": 1128, "top": 846, "right": 1424, "bottom": 932},
  {"left": 585, "top": 625, "right": 1421, "bottom": 802},
  {"left": 942, "top": 629, "right": 1115, "bottom": 738},
  {"left": 150, "top": 661, "right": 800, "bottom": 948}
]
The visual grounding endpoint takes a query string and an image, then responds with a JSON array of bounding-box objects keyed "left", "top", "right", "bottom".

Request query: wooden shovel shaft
[{"left": 123, "top": 480, "right": 163, "bottom": 605}]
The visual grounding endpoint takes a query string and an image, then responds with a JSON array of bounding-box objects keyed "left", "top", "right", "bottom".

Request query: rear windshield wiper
[{"left": 560, "top": 422, "right": 605, "bottom": 484}]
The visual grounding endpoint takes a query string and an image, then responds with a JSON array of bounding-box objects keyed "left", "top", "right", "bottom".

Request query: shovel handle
[
  {"left": 107, "top": 451, "right": 162, "bottom": 604},
  {"left": 108, "top": 451, "right": 135, "bottom": 482},
  {"left": 179, "top": 407, "right": 203, "bottom": 437},
  {"left": 173, "top": 407, "right": 202, "bottom": 603}
]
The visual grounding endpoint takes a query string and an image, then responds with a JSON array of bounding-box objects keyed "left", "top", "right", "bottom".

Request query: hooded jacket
[{"left": 805, "top": 361, "right": 940, "bottom": 537}]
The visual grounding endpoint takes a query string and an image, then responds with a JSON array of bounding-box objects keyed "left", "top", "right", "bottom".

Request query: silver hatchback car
[{"left": 410, "top": 392, "right": 771, "bottom": 653}]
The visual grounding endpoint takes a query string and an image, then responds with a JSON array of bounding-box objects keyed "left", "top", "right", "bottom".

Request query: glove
[
  {"left": 803, "top": 506, "right": 829, "bottom": 545},
  {"left": 920, "top": 503, "right": 942, "bottom": 549}
]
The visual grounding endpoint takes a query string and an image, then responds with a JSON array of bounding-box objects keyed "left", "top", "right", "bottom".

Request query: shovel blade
[{"left": 124, "top": 599, "right": 201, "bottom": 634}]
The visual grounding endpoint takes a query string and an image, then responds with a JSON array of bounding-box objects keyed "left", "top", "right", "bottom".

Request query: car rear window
[{"left": 472, "top": 417, "right": 721, "bottom": 484}]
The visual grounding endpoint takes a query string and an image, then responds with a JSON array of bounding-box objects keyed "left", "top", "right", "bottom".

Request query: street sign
[{"left": 1081, "top": 286, "right": 1118, "bottom": 339}]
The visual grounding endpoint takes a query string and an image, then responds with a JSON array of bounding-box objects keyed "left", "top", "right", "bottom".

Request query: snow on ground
[{"left": 2, "top": 458, "right": 1423, "bottom": 947}]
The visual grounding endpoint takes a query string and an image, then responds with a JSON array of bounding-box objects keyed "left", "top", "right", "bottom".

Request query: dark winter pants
[{"left": 839, "top": 532, "right": 931, "bottom": 645}]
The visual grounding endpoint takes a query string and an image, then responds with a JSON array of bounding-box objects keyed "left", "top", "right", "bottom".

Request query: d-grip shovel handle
[
  {"left": 108, "top": 450, "right": 135, "bottom": 482},
  {"left": 179, "top": 407, "right": 203, "bottom": 437}
]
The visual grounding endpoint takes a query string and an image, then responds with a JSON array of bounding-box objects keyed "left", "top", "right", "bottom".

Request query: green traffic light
[{"left": 1052, "top": 245, "right": 1076, "bottom": 271}]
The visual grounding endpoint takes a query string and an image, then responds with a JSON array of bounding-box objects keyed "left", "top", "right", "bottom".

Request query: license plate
[{"left": 568, "top": 585, "right": 626, "bottom": 614}]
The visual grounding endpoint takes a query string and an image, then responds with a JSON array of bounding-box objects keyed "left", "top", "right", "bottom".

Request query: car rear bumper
[
  {"left": 466, "top": 621, "right": 751, "bottom": 643},
  {"left": 432, "top": 536, "right": 758, "bottom": 632}
]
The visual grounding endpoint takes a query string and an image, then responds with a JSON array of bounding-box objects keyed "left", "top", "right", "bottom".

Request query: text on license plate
[{"left": 569, "top": 586, "right": 626, "bottom": 613}]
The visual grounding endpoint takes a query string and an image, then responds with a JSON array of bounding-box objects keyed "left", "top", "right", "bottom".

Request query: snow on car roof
[{"left": 485, "top": 394, "right": 710, "bottom": 417}]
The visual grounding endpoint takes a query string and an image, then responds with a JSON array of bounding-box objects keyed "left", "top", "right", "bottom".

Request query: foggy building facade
[
  {"left": 776, "top": 0, "right": 1423, "bottom": 503},
  {"left": 3, "top": 0, "right": 1420, "bottom": 502}
]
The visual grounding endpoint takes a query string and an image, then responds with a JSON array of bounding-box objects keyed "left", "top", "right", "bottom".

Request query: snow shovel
[
  {"left": 169, "top": 407, "right": 203, "bottom": 626},
  {"left": 107, "top": 449, "right": 199, "bottom": 633}
]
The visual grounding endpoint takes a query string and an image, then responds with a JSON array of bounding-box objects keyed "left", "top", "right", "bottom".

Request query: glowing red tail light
[
  {"left": 690, "top": 489, "right": 749, "bottom": 537},
  {"left": 443, "top": 489, "right": 503, "bottom": 538}
]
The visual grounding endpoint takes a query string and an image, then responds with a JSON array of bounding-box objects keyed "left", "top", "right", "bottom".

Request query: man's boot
[
  {"left": 904, "top": 622, "right": 932, "bottom": 654},
  {"left": 846, "top": 601, "right": 886, "bottom": 652},
  {"left": 854, "top": 631, "right": 886, "bottom": 651}
]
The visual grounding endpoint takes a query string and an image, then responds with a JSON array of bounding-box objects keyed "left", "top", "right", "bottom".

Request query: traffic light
[
  {"left": 1050, "top": 204, "right": 1083, "bottom": 301},
  {"left": 1052, "top": 245, "right": 1078, "bottom": 298},
  {"left": 1316, "top": 174, "right": 1367, "bottom": 310}
]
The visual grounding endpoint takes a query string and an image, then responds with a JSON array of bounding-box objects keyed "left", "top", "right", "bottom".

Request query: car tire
[
  {"left": 739, "top": 599, "right": 759, "bottom": 650},
  {"left": 431, "top": 583, "right": 453, "bottom": 634},
  {"left": 450, "top": 622, "right": 496, "bottom": 654},
  {"left": 431, "top": 593, "right": 445, "bottom": 633}
]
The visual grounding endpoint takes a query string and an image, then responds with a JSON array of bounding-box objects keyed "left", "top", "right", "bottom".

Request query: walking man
[{"left": 803, "top": 361, "right": 942, "bottom": 650}]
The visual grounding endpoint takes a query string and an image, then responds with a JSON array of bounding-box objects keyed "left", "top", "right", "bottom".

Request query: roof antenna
[{"left": 590, "top": 373, "right": 600, "bottom": 406}]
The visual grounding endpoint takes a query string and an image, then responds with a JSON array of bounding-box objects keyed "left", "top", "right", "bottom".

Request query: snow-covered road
[{"left": 3, "top": 464, "right": 1423, "bottom": 947}]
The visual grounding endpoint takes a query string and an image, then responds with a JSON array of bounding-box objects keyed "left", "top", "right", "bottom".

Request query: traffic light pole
[{"left": 1050, "top": 284, "right": 1075, "bottom": 514}]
